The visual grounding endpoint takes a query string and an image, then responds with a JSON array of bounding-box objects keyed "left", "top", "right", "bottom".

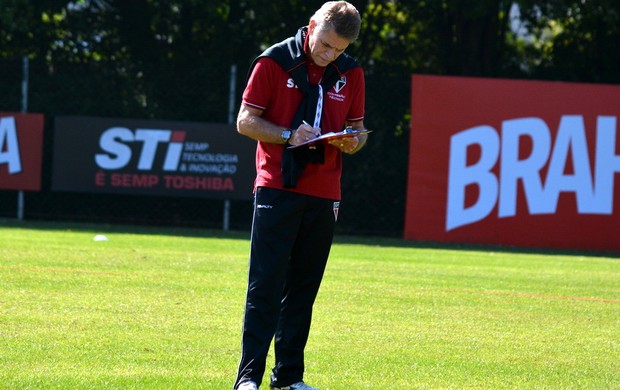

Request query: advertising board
[{"left": 405, "top": 75, "right": 620, "bottom": 252}]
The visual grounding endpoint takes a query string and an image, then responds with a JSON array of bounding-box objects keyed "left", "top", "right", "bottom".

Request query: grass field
[{"left": 0, "top": 220, "right": 619, "bottom": 389}]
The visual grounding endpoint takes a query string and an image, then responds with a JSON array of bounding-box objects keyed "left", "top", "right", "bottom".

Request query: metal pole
[
  {"left": 17, "top": 191, "right": 24, "bottom": 220},
  {"left": 22, "top": 56, "right": 29, "bottom": 112},
  {"left": 223, "top": 64, "right": 237, "bottom": 231},
  {"left": 18, "top": 55, "right": 29, "bottom": 220},
  {"left": 228, "top": 64, "right": 237, "bottom": 125}
]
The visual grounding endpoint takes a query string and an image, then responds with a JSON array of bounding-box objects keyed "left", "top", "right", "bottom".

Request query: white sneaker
[
  {"left": 238, "top": 381, "right": 259, "bottom": 390},
  {"left": 271, "top": 382, "right": 318, "bottom": 390}
]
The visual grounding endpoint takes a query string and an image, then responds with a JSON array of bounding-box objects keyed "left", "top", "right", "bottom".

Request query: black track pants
[{"left": 234, "top": 187, "right": 338, "bottom": 389}]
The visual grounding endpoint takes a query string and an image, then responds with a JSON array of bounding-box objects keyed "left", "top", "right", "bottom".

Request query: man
[{"left": 234, "top": 2, "right": 367, "bottom": 389}]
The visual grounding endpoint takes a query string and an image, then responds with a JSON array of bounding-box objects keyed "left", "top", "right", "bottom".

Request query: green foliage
[
  {"left": 355, "top": 2, "right": 422, "bottom": 73},
  {"left": 1, "top": 221, "right": 619, "bottom": 388},
  {"left": 3, "top": 0, "right": 620, "bottom": 102},
  {"left": 515, "top": 0, "right": 620, "bottom": 82}
]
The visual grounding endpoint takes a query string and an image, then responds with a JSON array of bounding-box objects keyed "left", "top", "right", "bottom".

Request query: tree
[{"left": 515, "top": 0, "right": 620, "bottom": 83}]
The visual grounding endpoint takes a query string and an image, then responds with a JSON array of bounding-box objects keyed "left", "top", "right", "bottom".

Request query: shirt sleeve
[
  {"left": 242, "top": 57, "right": 279, "bottom": 111},
  {"left": 346, "top": 67, "right": 365, "bottom": 122}
]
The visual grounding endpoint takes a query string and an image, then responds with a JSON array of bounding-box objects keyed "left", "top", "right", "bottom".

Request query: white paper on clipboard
[{"left": 287, "top": 128, "right": 372, "bottom": 149}]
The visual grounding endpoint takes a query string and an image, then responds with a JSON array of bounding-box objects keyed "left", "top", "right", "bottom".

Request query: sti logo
[
  {"left": 0, "top": 116, "right": 22, "bottom": 174},
  {"left": 95, "top": 128, "right": 186, "bottom": 171},
  {"left": 446, "top": 115, "right": 620, "bottom": 230}
]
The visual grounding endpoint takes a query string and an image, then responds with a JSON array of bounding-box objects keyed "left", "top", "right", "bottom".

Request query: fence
[{"left": 0, "top": 56, "right": 410, "bottom": 237}]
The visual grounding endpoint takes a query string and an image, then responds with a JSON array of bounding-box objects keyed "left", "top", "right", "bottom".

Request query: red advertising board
[
  {"left": 52, "top": 116, "right": 256, "bottom": 199},
  {"left": 405, "top": 75, "right": 620, "bottom": 252},
  {"left": 0, "top": 113, "right": 44, "bottom": 191}
]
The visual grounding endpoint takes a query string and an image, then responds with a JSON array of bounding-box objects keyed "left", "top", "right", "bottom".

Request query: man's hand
[
  {"left": 289, "top": 122, "right": 322, "bottom": 146},
  {"left": 328, "top": 136, "right": 360, "bottom": 154}
]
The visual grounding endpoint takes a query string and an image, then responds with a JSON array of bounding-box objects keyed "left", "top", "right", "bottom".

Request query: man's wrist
[{"left": 280, "top": 128, "right": 294, "bottom": 144}]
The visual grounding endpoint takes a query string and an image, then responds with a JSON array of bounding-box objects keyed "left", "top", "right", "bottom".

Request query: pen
[
  {"left": 302, "top": 120, "right": 318, "bottom": 149},
  {"left": 303, "top": 120, "right": 320, "bottom": 137}
]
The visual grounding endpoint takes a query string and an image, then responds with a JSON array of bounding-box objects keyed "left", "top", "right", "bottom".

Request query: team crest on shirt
[
  {"left": 328, "top": 77, "right": 347, "bottom": 102},
  {"left": 334, "top": 76, "right": 347, "bottom": 93}
]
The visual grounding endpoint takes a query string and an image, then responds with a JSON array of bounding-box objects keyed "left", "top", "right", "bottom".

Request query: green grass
[{"left": 0, "top": 220, "right": 618, "bottom": 389}]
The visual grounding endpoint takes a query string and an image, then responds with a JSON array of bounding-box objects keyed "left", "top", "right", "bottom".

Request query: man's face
[{"left": 307, "top": 20, "right": 350, "bottom": 67}]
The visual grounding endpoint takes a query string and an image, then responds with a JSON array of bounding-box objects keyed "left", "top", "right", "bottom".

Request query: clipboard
[{"left": 287, "top": 128, "right": 372, "bottom": 149}]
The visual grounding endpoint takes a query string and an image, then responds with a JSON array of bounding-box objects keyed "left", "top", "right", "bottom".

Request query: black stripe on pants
[{"left": 234, "top": 187, "right": 337, "bottom": 389}]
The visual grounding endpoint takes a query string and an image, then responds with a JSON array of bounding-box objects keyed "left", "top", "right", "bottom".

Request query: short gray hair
[{"left": 311, "top": 1, "right": 361, "bottom": 42}]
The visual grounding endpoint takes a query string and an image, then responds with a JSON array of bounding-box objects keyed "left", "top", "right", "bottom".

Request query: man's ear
[{"left": 308, "top": 19, "right": 316, "bottom": 32}]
